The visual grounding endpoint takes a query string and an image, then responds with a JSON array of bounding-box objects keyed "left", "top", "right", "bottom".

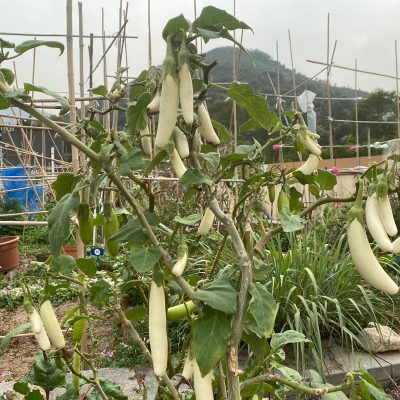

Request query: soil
[{"left": 0, "top": 300, "right": 115, "bottom": 382}]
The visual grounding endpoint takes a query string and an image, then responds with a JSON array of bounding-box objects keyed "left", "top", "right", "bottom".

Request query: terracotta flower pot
[
  {"left": 62, "top": 245, "right": 78, "bottom": 258},
  {"left": 0, "top": 236, "right": 19, "bottom": 272}
]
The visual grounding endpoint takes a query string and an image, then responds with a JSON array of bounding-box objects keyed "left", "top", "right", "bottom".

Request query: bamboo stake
[
  {"left": 148, "top": 0, "right": 152, "bottom": 68},
  {"left": 395, "top": 40, "right": 400, "bottom": 139},
  {"left": 0, "top": 31, "right": 137, "bottom": 39},
  {"left": 367, "top": 127, "right": 372, "bottom": 166},
  {"left": 112, "top": 0, "right": 124, "bottom": 131},
  {"left": 78, "top": 2, "right": 86, "bottom": 168},
  {"left": 66, "top": 0, "right": 85, "bottom": 259},
  {"left": 276, "top": 40, "right": 283, "bottom": 164},
  {"left": 101, "top": 8, "right": 110, "bottom": 131},
  {"left": 355, "top": 59, "right": 360, "bottom": 166},
  {"left": 288, "top": 29, "right": 297, "bottom": 107},
  {"left": 326, "top": 13, "right": 334, "bottom": 165}
]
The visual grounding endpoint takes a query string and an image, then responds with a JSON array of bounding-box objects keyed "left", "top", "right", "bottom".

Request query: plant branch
[
  {"left": 106, "top": 169, "right": 197, "bottom": 303},
  {"left": 127, "top": 172, "right": 155, "bottom": 212},
  {"left": 240, "top": 373, "right": 355, "bottom": 396},
  {"left": 254, "top": 195, "right": 356, "bottom": 255}
]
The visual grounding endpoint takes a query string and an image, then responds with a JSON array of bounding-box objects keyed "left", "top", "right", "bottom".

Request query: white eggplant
[
  {"left": 365, "top": 194, "right": 393, "bottom": 252},
  {"left": 197, "top": 208, "right": 215, "bottom": 236},
  {"left": 171, "top": 244, "right": 188, "bottom": 277},
  {"left": 40, "top": 300, "right": 65, "bottom": 349},
  {"left": 179, "top": 62, "right": 194, "bottom": 125},
  {"left": 169, "top": 148, "right": 187, "bottom": 179},
  {"left": 154, "top": 74, "right": 179, "bottom": 149},
  {"left": 173, "top": 127, "right": 190, "bottom": 159},
  {"left": 182, "top": 354, "right": 194, "bottom": 381},
  {"left": 193, "top": 359, "right": 213, "bottom": 400},
  {"left": 140, "top": 125, "right": 152, "bottom": 156},
  {"left": 377, "top": 195, "right": 398, "bottom": 237},
  {"left": 34, "top": 328, "right": 51, "bottom": 352},
  {"left": 147, "top": 92, "right": 161, "bottom": 113},
  {"left": 348, "top": 219, "right": 398, "bottom": 295},
  {"left": 198, "top": 104, "right": 220, "bottom": 145},
  {"left": 149, "top": 281, "right": 168, "bottom": 377}
]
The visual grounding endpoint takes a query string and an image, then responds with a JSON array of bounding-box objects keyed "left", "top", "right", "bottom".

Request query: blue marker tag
[{"left": 90, "top": 247, "right": 104, "bottom": 256}]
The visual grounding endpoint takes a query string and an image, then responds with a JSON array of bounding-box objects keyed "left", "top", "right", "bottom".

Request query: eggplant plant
[{"left": 0, "top": 6, "right": 397, "bottom": 400}]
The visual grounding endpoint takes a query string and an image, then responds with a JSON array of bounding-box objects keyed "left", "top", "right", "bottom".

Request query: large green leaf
[
  {"left": 248, "top": 283, "right": 277, "bottom": 338},
  {"left": 126, "top": 92, "right": 151, "bottom": 136},
  {"left": 24, "top": 352, "right": 66, "bottom": 392},
  {"left": 14, "top": 40, "right": 64, "bottom": 55},
  {"left": 192, "top": 307, "right": 231, "bottom": 376},
  {"left": 211, "top": 119, "right": 229, "bottom": 143},
  {"left": 90, "top": 279, "right": 111, "bottom": 307},
  {"left": 314, "top": 169, "right": 337, "bottom": 192},
  {"left": 0, "top": 93, "right": 11, "bottom": 110},
  {"left": 144, "top": 150, "right": 168, "bottom": 175},
  {"left": 173, "top": 213, "right": 203, "bottom": 226},
  {"left": 0, "top": 68, "right": 14, "bottom": 85},
  {"left": 0, "top": 38, "right": 15, "bottom": 48},
  {"left": 197, "top": 152, "right": 220, "bottom": 169},
  {"left": 109, "top": 212, "right": 159, "bottom": 243},
  {"left": 0, "top": 323, "right": 30, "bottom": 352},
  {"left": 92, "top": 85, "right": 108, "bottom": 96},
  {"left": 280, "top": 207, "right": 306, "bottom": 233},
  {"left": 51, "top": 173, "right": 75, "bottom": 201},
  {"left": 76, "top": 258, "right": 96, "bottom": 278},
  {"left": 129, "top": 245, "right": 162, "bottom": 273},
  {"left": 270, "top": 330, "right": 310, "bottom": 350},
  {"left": 48, "top": 193, "right": 80, "bottom": 256},
  {"left": 194, "top": 278, "right": 237, "bottom": 314},
  {"left": 228, "top": 82, "right": 279, "bottom": 131},
  {"left": 162, "top": 14, "right": 191, "bottom": 40},
  {"left": 309, "top": 370, "right": 349, "bottom": 400},
  {"left": 24, "top": 83, "right": 69, "bottom": 115},
  {"left": 193, "top": 6, "right": 252, "bottom": 31},
  {"left": 119, "top": 148, "right": 145, "bottom": 175},
  {"left": 98, "top": 378, "right": 128, "bottom": 400},
  {"left": 181, "top": 169, "right": 213, "bottom": 187},
  {"left": 360, "top": 379, "right": 392, "bottom": 400}
]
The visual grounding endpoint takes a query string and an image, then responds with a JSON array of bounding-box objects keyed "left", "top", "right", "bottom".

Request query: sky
[{"left": 2, "top": 0, "right": 400, "bottom": 97}]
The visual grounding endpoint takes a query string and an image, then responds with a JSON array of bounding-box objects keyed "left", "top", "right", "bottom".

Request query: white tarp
[{"left": 297, "top": 90, "right": 317, "bottom": 132}]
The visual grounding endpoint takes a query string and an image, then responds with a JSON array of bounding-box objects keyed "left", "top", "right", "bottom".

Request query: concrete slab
[{"left": 0, "top": 367, "right": 159, "bottom": 400}]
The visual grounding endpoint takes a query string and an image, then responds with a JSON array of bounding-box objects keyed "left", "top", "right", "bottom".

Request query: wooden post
[
  {"left": 395, "top": 40, "right": 400, "bottom": 139},
  {"left": 326, "top": 13, "right": 334, "bottom": 165},
  {"left": 354, "top": 59, "right": 360, "bottom": 166},
  {"left": 276, "top": 41, "right": 283, "bottom": 164},
  {"left": 78, "top": 2, "right": 86, "bottom": 167},
  {"left": 101, "top": 8, "right": 110, "bottom": 131},
  {"left": 367, "top": 127, "right": 372, "bottom": 166},
  {"left": 66, "top": 0, "right": 85, "bottom": 259}
]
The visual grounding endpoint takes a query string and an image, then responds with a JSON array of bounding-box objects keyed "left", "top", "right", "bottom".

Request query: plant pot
[
  {"left": 0, "top": 236, "right": 19, "bottom": 272},
  {"left": 63, "top": 245, "right": 77, "bottom": 258}
]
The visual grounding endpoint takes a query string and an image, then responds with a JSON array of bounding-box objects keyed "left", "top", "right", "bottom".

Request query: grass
[{"left": 261, "top": 228, "right": 400, "bottom": 375}]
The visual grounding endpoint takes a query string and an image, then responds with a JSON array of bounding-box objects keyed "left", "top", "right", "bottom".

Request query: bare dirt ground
[{"left": 0, "top": 300, "right": 114, "bottom": 382}]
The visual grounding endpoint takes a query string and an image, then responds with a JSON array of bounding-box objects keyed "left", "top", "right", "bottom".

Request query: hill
[{"left": 205, "top": 47, "right": 374, "bottom": 160}]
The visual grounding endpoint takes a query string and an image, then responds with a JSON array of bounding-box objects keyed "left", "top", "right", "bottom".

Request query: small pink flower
[
  {"left": 106, "top": 351, "right": 114, "bottom": 358},
  {"left": 331, "top": 166, "right": 341, "bottom": 174},
  {"left": 335, "top": 202, "right": 344, "bottom": 207},
  {"left": 273, "top": 144, "right": 281, "bottom": 152}
]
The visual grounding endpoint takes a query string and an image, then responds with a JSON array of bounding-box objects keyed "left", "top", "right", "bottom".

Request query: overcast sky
[{"left": 2, "top": 0, "right": 400, "bottom": 97}]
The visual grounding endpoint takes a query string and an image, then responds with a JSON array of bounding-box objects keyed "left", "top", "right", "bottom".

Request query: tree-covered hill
[{"left": 205, "top": 46, "right": 388, "bottom": 161}]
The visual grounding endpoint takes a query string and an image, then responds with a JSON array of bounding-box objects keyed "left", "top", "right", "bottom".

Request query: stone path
[{"left": 1, "top": 346, "right": 400, "bottom": 398}]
